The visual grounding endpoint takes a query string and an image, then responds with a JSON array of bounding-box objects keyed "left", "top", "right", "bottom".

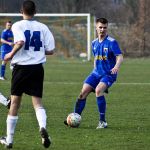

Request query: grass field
[{"left": 0, "top": 57, "right": 150, "bottom": 150}]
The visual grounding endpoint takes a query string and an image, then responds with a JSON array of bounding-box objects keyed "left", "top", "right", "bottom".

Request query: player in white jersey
[
  {"left": 10, "top": 19, "right": 54, "bottom": 65},
  {"left": 0, "top": 0, "right": 55, "bottom": 149}
]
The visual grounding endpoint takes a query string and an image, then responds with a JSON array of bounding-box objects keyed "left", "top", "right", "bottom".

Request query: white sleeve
[
  {"left": 44, "top": 26, "right": 55, "bottom": 51},
  {"left": 12, "top": 23, "right": 25, "bottom": 43}
]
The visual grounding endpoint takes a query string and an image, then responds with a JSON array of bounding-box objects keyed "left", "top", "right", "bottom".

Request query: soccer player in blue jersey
[
  {"left": 0, "top": 21, "right": 13, "bottom": 80},
  {"left": 64, "top": 17, "right": 123, "bottom": 129},
  {"left": 0, "top": 0, "right": 55, "bottom": 149}
]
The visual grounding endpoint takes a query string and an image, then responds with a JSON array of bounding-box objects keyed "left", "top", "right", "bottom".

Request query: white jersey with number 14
[{"left": 11, "top": 19, "right": 55, "bottom": 65}]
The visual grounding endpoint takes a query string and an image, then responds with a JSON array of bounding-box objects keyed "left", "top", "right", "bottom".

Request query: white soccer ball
[{"left": 67, "top": 113, "right": 82, "bottom": 128}]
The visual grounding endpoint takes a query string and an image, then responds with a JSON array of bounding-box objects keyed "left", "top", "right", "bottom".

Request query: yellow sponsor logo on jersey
[
  {"left": 8, "top": 37, "right": 13, "bottom": 40},
  {"left": 95, "top": 55, "right": 107, "bottom": 60}
]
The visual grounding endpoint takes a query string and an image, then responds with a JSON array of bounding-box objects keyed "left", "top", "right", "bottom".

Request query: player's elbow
[
  {"left": 16, "top": 41, "right": 24, "bottom": 46},
  {"left": 117, "top": 54, "right": 123, "bottom": 63},
  {"left": 120, "top": 54, "right": 123, "bottom": 62}
]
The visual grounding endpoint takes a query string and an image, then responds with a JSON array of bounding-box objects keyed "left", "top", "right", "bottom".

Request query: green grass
[{"left": 0, "top": 57, "right": 150, "bottom": 150}]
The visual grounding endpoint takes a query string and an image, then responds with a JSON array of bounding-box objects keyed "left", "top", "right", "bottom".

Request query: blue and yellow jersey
[
  {"left": 91, "top": 35, "right": 122, "bottom": 79},
  {"left": 1, "top": 29, "right": 13, "bottom": 52}
]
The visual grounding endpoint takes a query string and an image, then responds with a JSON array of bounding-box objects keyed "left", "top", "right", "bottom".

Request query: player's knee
[
  {"left": 78, "top": 84, "right": 93, "bottom": 99},
  {"left": 95, "top": 88, "right": 103, "bottom": 97},
  {"left": 78, "top": 91, "right": 87, "bottom": 99},
  {"left": 78, "top": 93, "right": 83, "bottom": 99}
]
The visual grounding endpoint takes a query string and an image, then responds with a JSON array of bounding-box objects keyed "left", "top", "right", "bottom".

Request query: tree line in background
[{"left": 0, "top": 0, "right": 149, "bottom": 57}]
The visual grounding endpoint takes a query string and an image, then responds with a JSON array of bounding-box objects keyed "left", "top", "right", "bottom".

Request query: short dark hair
[
  {"left": 21, "top": 0, "right": 36, "bottom": 16},
  {"left": 96, "top": 18, "right": 108, "bottom": 24},
  {"left": 6, "top": 21, "right": 12, "bottom": 24}
]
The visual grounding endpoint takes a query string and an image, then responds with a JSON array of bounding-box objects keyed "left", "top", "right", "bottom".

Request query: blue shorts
[
  {"left": 1, "top": 51, "right": 11, "bottom": 60},
  {"left": 84, "top": 73, "right": 116, "bottom": 90}
]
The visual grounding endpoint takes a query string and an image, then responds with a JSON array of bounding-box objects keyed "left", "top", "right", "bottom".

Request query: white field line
[
  {"left": 2, "top": 81, "right": 150, "bottom": 85},
  {"left": 115, "top": 83, "right": 150, "bottom": 85},
  {"left": 44, "top": 81, "right": 150, "bottom": 85}
]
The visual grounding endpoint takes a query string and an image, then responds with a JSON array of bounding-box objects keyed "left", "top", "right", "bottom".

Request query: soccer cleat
[
  {"left": 0, "top": 93, "right": 10, "bottom": 108},
  {"left": 64, "top": 120, "right": 68, "bottom": 126},
  {"left": 40, "top": 127, "right": 51, "bottom": 148},
  {"left": 0, "top": 77, "right": 5, "bottom": 80},
  {"left": 0, "top": 137, "right": 13, "bottom": 149},
  {"left": 0, "top": 77, "right": 6, "bottom": 80},
  {"left": 96, "top": 121, "right": 108, "bottom": 129}
]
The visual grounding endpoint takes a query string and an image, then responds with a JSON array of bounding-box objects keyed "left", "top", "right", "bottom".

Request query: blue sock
[
  {"left": 96, "top": 96, "right": 106, "bottom": 122},
  {"left": 0, "top": 64, "right": 5, "bottom": 77},
  {"left": 74, "top": 99, "right": 86, "bottom": 115}
]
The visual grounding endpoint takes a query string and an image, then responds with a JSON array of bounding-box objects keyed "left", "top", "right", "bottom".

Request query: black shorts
[{"left": 11, "top": 64, "right": 44, "bottom": 98}]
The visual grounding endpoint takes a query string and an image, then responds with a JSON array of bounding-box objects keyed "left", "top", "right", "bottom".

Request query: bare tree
[{"left": 138, "top": 0, "right": 146, "bottom": 56}]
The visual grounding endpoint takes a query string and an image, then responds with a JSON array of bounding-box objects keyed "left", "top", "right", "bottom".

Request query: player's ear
[{"left": 20, "top": 9, "right": 23, "bottom": 14}]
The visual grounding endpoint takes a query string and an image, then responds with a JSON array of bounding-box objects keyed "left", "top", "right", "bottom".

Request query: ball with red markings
[{"left": 67, "top": 113, "right": 81, "bottom": 128}]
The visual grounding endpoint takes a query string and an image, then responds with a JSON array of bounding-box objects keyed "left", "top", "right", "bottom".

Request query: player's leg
[
  {"left": 32, "top": 96, "right": 47, "bottom": 130},
  {"left": 32, "top": 96, "right": 51, "bottom": 148},
  {"left": 64, "top": 83, "right": 92, "bottom": 126},
  {"left": 0, "top": 52, "right": 7, "bottom": 80},
  {"left": 74, "top": 73, "right": 99, "bottom": 115},
  {"left": 96, "top": 75, "right": 115, "bottom": 129},
  {"left": 0, "top": 61, "right": 6, "bottom": 80},
  {"left": 0, "top": 64, "right": 24, "bottom": 148},
  {"left": 95, "top": 82, "right": 107, "bottom": 128},
  {"left": 7, "top": 96, "right": 21, "bottom": 144},
  {"left": 64, "top": 73, "right": 98, "bottom": 126},
  {"left": 74, "top": 83, "right": 93, "bottom": 115},
  {"left": 0, "top": 95, "right": 21, "bottom": 148}
]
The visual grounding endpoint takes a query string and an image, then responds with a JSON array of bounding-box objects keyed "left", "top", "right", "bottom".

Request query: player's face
[
  {"left": 6, "top": 23, "right": 12, "bottom": 30},
  {"left": 96, "top": 22, "right": 108, "bottom": 38}
]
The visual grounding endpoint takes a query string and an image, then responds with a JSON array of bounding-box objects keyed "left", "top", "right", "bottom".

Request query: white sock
[
  {"left": 0, "top": 93, "right": 9, "bottom": 106},
  {"left": 6, "top": 115, "right": 18, "bottom": 144},
  {"left": 35, "top": 107, "right": 47, "bottom": 129}
]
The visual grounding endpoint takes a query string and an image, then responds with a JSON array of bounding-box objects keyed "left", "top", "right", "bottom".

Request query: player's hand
[
  {"left": 8, "top": 42, "right": 14, "bottom": 46},
  {"left": 4, "top": 52, "right": 13, "bottom": 61},
  {"left": 111, "top": 66, "right": 119, "bottom": 74}
]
